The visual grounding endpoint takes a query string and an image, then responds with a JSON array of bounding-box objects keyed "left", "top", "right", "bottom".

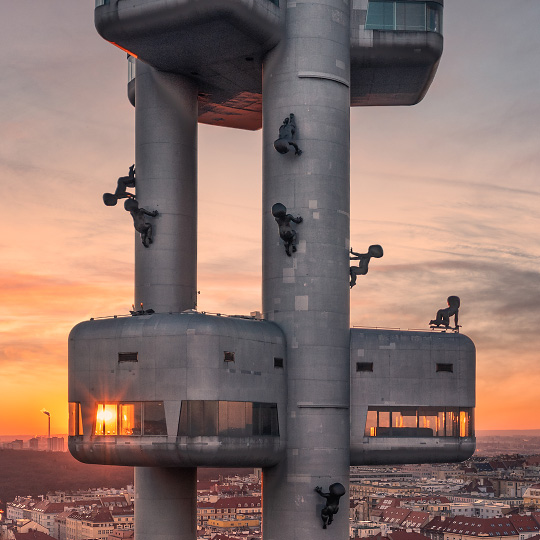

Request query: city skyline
[{"left": 1, "top": 0, "right": 540, "bottom": 436}]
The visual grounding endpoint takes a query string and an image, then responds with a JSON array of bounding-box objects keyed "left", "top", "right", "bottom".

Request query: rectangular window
[
  {"left": 119, "top": 403, "right": 141, "bottom": 435},
  {"left": 69, "top": 402, "right": 83, "bottom": 436},
  {"left": 118, "top": 352, "right": 138, "bottom": 363},
  {"left": 364, "top": 409, "right": 377, "bottom": 436},
  {"left": 418, "top": 407, "right": 438, "bottom": 436},
  {"left": 274, "top": 357, "right": 284, "bottom": 368},
  {"left": 364, "top": 406, "right": 474, "bottom": 438},
  {"left": 143, "top": 402, "right": 167, "bottom": 435},
  {"left": 179, "top": 401, "right": 279, "bottom": 437},
  {"left": 366, "top": 1, "right": 395, "bottom": 30},
  {"left": 460, "top": 409, "right": 473, "bottom": 437},
  {"left": 445, "top": 409, "right": 459, "bottom": 437},
  {"left": 224, "top": 351, "right": 235, "bottom": 362},
  {"left": 95, "top": 404, "right": 118, "bottom": 436},
  {"left": 356, "top": 362, "right": 374, "bottom": 372},
  {"left": 365, "top": 1, "right": 442, "bottom": 33},
  {"left": 436, "top": 363, "right": 454, "bottom": 373}
]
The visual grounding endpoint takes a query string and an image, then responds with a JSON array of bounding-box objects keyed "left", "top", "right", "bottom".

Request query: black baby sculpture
[
  {"left": 103, "top": 165, "right": 136, "bottom": 206},
  {"left": 430, "top": 296, "right": 460, "bottom": 330},
  {"left": 314, "top": 483, "right": 346, "bottom": 529},
  {"left": 272, "top": 203, "right": 303, "bottom": 256},
  {"left": 349, "top": 245, "right": 384, "bottom": 288},
  {"left": 124, "top": 198, "right": 158, "bottom": 248},
  {"left": 274, "top": 113, "right": 302, "bottom": 156}
]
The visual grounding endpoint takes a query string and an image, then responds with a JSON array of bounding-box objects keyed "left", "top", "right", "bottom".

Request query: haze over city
[{"left": 1, "top": 0, "right": 540, "bottom": 437}]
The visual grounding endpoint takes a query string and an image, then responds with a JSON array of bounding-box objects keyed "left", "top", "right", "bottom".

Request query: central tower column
[{"left": 262, "top": 1, "right": 351, "bottom": 540}]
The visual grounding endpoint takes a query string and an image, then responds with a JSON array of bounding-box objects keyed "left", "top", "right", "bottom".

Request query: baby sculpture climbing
[
  {"left": 314, "top": 483, "right": 346, "bottom": 529},
  {"left": 349, "top": 245, "right": 384, "bottom": 288},
  {"left": 273, "top": 113, "right": 302, "bottom": 155},
  {"left": 272, "top": 203, "right": 303, "bottom": 256},
  {"left": 124, "top": 199, "right": 159, "bottom": 248},
  {"left": 103, "top": 165, "right": 136, "bottom": 206}
]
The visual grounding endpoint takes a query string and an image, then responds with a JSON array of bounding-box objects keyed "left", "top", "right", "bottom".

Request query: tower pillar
[
  {"left": 262, "top": 1, "right": 351, "bottom": 539},
  {"left": 134, "top": 63, "right": 199, "bottom": 539},
  {"left": 134, "top": 62, "right": 198, "bottom": 313},
  {"left": 135, "top": 467, "right": 197, "bottom": 540}
]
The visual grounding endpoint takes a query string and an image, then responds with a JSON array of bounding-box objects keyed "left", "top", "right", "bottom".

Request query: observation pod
[
  {"left": 97, "top": 0, "right": 444, "bottom": 129},
  {"left": 68, "top": 312, "right": 287, "bottom": 467},
  {"left": 350, "top": 329, "right": 475, "bottom": 465},
  {"left": 95, "top": 0, "right": 283, "bottom": 130},
  {"left": 350, "top": 0, "right": 444, "bottom": 106}
]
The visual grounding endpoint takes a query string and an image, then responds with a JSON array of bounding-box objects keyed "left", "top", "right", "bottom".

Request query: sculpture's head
[
  {"left": 368, "top": 245, "right": 384, "bottom": 259},
  {"left": 329, "top": 483, "right": 346, "bottom": 497},
  {"left": 271, "top": 202, "right": 287, "bottom": 218},
  {"left": 103, "top": 193, "right": 118, "bottom": 206},
  {"left": 124, "top": 198, "right": 139, "bottom": 212},
  {"left": 447, "top": 296, "right": 460, "bottom": 309},
  {"left": 273, "top": 139, "right": 290, "bottom": 154}
]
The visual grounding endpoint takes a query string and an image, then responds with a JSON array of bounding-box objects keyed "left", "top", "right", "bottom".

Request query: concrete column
[
  {"left": 134, "top": 62, "right": 198, "bottom": 313},
  {"left": 135, "top": 467, "right": 197, "bottom": 540},
  {"left": 134, "top": 63, "right": 198, "bottom": 540},
  {"left": 262, "top": 2, "right": 351, "bottom": 540}
]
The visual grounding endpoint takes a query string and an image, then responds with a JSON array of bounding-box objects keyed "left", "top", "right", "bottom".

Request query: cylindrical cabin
[
  {"left": 350, "top": 0, "right": 444, "bottom": 106},
  {"left": 350, "top": 328, "right": 475, "bottom": 465},
  {"left": 68, "top": 312, "right": 287, "bottom": 467}
]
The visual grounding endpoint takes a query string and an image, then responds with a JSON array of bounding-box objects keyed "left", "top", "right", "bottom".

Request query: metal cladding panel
[
  {"left": 349, "top": 328, "right": 476, "bottom": 465},
  {"left": 68, "top": 312, "right": 286, "bottom": 466}
]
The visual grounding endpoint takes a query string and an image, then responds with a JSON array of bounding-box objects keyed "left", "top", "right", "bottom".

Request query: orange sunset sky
[{"left": 1, "top": 1, "right": 540, "bottom": 438}]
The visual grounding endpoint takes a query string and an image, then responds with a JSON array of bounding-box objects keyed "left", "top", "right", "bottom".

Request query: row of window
[
  {"left": 179, "top": 400, "right": 279, "bottom": 437},
  {"left": 364, "top": 407, "right": 474, "bottom": 438},
  {"left": 69, "top": 401, "right": 279, "bottom": 438},
  {"left": 365, "top": 1, "right": 442, "bottom": 33}
]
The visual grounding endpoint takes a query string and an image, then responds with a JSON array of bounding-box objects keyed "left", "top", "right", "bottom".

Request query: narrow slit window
[
  {"left": 436, "top": 363, "right": 453, "bottom": 373},
  {"left": 356, "top": 362, "right": 374, "bottom": 372},
  {"left": 118, "top": 352, "right": 138, "bottom": 363}
]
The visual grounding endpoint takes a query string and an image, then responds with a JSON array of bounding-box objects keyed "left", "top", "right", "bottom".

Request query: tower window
[
  {"left": 224, "top": 351, "right": 235, "bottom": 362},
  {"left": 118, "top": 352, "right": 138, "bottom": 363},
  {"left": 356, "top": 362, "right": 374, "bottom": 372},
  {"left": 274, "top": 357, "right": 284, "bottom": 368},
  {"left": 436, "top": 363, "right": 453, "bottom": 373}
]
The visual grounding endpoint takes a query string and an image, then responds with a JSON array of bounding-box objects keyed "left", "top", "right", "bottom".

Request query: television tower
[{"left": 69, "top": 2, "right": 475, "bottom": 540}]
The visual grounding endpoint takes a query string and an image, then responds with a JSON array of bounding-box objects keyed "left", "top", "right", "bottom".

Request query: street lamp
[{"left": 41, "top": 409, "right": 50, "bottom": 451}]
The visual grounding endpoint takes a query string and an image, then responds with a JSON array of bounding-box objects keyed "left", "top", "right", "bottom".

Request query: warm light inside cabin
[
  {"left": 119, "top": 403, "right": 141, "bottom": 435},
  {"left": 95, "top": 404, "right": 117, "bottom": 435}
]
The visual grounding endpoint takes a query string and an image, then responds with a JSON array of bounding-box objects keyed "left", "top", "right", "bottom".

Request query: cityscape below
[{"left": 1, "top": 441, "right": 540, "bottom": 540}]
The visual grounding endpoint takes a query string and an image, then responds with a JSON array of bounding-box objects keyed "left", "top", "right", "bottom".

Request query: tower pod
[
  {"left": 350, "top": 328, "right": 475, "bottom": 465},
  {"left": 68, "top": 312, "right": 286, "bottom": 467}
]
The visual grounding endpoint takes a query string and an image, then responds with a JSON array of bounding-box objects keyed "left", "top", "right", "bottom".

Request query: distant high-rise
[{"left": 69, "top": 2, "right": 475, "bottom": 540}]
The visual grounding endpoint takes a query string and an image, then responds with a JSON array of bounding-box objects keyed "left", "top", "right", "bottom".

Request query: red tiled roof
[
  {"left": 214, "top": 497, "right": 261, "bottom": 509},
  {"left": 381, "top": 508, "right": 410, "bottom": 524},
  {"left": 425, "top": 516, "right": 518, "bottom": 537},
  {"left": 388, "top": 531, "right": 432, "bottom": 540},
  {"left": 13, "top": 532, "right": 56, "bottom": 540},
  {"left": 402, "top": 511, "right": 430, "bottom": 527},
  {"left": 508, "top": 515, "right": 540, "bottom": 533}
]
